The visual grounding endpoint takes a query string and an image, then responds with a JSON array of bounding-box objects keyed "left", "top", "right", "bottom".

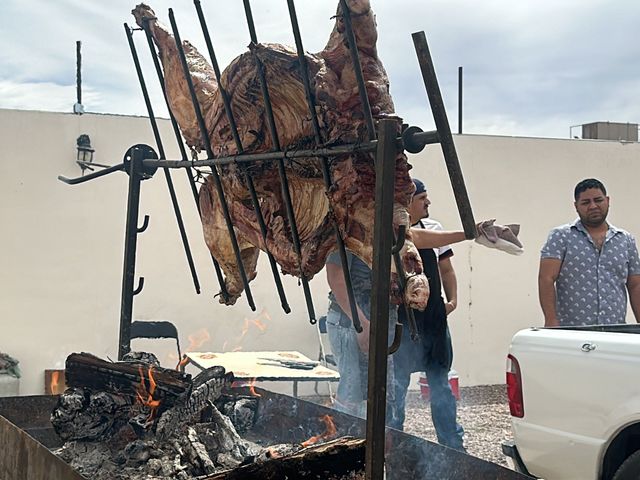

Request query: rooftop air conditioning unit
[{"left": 581, "top": 121, "right": 638, "bottom": 141}]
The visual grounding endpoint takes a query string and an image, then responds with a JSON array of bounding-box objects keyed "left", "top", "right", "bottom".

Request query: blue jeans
[
  {"left": 326, "top": 308, "right": 396, "bottom": 424},
  {"left": 391, "top": 327, "right": 464, "bottom": 450}
]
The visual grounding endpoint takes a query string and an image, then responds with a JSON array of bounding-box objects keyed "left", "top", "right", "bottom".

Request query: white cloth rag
[{"left": 475, "top": 219, "right": 524, "bottom": 255}]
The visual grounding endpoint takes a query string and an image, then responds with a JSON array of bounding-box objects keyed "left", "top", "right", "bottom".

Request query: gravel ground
[{"left": 403, "top": 384, "right": 513, "bottom": 467}]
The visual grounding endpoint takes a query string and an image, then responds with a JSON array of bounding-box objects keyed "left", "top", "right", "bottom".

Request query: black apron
[{"left": 395, "top": 226, "right": 451, "bottom": 372}]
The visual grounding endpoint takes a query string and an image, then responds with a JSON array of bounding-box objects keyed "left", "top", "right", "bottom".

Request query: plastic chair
[
  {"left": 314, "top": 315, "right": 337, "bottom": 396},
  {"left": 130, "top": 320, "right": 182, "bottom": 361}
]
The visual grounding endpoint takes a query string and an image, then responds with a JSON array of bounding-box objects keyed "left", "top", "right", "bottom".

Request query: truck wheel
[{"left": 612, "top": 450, "right": 640, "bottom": 480}]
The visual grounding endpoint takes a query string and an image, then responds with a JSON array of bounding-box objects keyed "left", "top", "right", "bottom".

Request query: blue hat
[{"left": 412, "top": 178, "right": 426, "bottom": 196}]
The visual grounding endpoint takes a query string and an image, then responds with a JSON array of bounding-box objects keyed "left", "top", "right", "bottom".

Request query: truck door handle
[{"left": 581, "top": 342, "right": 597, "bottom": 352}]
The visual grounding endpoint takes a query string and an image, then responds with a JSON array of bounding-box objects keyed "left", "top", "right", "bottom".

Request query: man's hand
[
  {"left": 538, "top": 258, "right": 562, "bottom": 326},
  {"left": 445, "top": 300, "right": 457, "bottom": 315}
]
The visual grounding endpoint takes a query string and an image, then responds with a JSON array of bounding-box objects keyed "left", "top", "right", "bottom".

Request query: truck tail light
[{"left": 506, "top": 354, "right": 524, "bottom": 418}]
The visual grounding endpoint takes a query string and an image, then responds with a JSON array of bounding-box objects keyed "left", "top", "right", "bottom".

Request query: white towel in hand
[{"left": 475, "top": 219, "right": 524, "bottom": 255}]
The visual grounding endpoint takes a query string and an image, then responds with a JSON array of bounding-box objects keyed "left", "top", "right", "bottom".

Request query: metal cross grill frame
[{"left": 58, "top": 1, "right": 476, "bottom": 478}]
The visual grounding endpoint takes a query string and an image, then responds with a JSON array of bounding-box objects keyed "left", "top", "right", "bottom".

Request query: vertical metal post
[
  {"left": 118, "top": 147, "right": 145, "bottom": 360},
  {"left": 458, "top": 66, "right": 463, "bottom": 135},
  {"left": 76, "top": 41, "right": 82, "bottom": 107},
  {"left": 365, "top": 119, "right": 397, "bottom": 480}
]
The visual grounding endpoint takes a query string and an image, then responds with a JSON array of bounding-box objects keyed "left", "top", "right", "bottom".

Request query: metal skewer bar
[
  {"left": 139, "top": 20, "right": 229, "bottom": 302},
  {"left": 240, "top": 0, "right": 316, "bottom": 323},
  {"left": 168, "top": 8, "right": 256, "bottom": 311},
  {"left": 125, "top": 23, "right": 201, "bottom": 295},
  {"left": 412, "top": 31, "right": 476, "bottom": 239},
  {"left": 193, "top": 0, "right": 291, "bottom": 315},
  {"left": 285, "top": 0, "right": 363, "bottom": 333}
]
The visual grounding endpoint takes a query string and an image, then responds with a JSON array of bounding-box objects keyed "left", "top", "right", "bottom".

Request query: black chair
[{"left": 130, "top": 320, "right": 182, "bottom": 361}]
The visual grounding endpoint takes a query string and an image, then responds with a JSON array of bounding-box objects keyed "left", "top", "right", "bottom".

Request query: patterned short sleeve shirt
[{"left": 540, "top": 219, "right": 640, "bottom": 325}]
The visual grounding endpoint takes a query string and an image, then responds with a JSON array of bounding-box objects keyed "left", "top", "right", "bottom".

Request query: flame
[
  {"left": 301, "top": 415, "right": 337, "bottom": 447},
  {"left": 248, "top": 378, "right": 261, "bottom": 397},
  {"left": 222, "top": 309, "right": 271, "bottom": 352},
  {"left": 136, "top": 366, "right": 161, "bottom": 419},
  {"left": 50, "top": 371, "right": 60, "bottom": 394},
  {"left": 239, "top": 318, "right": 251, "bottom": 340},
  {"left": 187, "top": 328, "right": 211, "bottom": 351},
  {"left": 252, "top": 318, "right": 267, "bottom": 332}
]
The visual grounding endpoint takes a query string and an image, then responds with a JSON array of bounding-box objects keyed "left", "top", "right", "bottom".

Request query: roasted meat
[{"left": 132, "top": 0, "right": 429, "bottom": 310}]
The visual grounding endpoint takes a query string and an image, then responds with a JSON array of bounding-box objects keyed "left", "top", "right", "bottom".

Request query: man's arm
[
  {"left": 538, "top": 258, "right": 562, "bottom": 327},
  {"left": 626, "top": 275, "right": 640, "bottom": 323},
  {"left": 439, "top": 256, "right": 458, "bottom": 315},
  {"left": 411, "top": 228, "right": 467, "bottom": 249},
  {"left": 326, "top": 262, "right": 371, "bottom": 353}
]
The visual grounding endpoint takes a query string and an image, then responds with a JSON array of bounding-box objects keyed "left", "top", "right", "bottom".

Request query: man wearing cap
[{"left": 390, "top": 178, "right": 465, "bottom": 451}]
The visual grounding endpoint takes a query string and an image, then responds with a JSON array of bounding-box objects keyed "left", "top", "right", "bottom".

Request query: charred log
[
  {"left": 202, "top": 437, "right": 365, "bottom": 480},
  {"left": 156, "top": 368, "right": 234, "bottom": 440},
  {"left": 65, "top": 352, "right": 191, "bottom": 409}
]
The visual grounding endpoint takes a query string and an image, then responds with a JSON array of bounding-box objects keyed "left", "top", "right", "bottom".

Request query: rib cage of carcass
[{"left": 132, "top": 0, "right": 430, "bottom": 311}]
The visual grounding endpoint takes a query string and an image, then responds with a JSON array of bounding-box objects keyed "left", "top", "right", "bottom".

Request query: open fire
[{"left": 49, "top": 352, "right": 363, "bottom": 480}]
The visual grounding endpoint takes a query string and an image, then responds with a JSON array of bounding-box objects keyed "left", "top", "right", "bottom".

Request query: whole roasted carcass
[{"left": 132, "top": 0, "right": 429, "bottom": 310}]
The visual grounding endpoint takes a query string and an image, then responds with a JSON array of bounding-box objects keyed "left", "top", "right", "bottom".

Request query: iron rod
[
  {"left": 241, "top": 0, "right": 316, "bottom": 322},
  {"left": 141, "top": 22, "right": 199, "bottom": 205},
  {"left": 58, "top": 163, "right": 124, "bottom": 185},
  {"left": 169, "top": 8, "right": 256, "bottom": 310},
  {"left": 194, "top": 0, "right": 291, "bottom": 314},
  {"left": 365, "top": 119, "right": 397, "bottom": 480},
  {"left": 140, "top": 21, "right": 229, "bottom": 301},
  {"left": 76, "top": 41, "right": 82, "bottom": 107},
  {"left": 390, "top": 225, "right": 418, "bottom": 340},
  {"left": 338, "top": 0, "right": 376, "bottom": 141},
  {"left": 458, "top": 66, "right": 463, "bottom": 135},
  {"left": 140, "top": 141, "right": 378, "bottom": 168},
  {"left": 125, "top": 23, "right": 201, "bottom": 295},
  {"left": 413, "top": 31, "right": 476, "bottom": 239},
  {"left": 286, "top": 0, "right": 362, "bottom": 332},
  {"left": 118, "top": 147, "right": 145, "bottom": 360}
]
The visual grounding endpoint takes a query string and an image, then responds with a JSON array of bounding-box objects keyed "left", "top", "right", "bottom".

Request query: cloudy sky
[{"left": 1, "top": 0, "right": 639, "bottom": 139}]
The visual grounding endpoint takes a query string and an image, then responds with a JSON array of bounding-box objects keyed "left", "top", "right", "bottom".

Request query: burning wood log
[
  {"left": 65, "top": 352, "right": 192, "bottom": 408},
  {"left": 202, "top": 437, "right": 365, "bottom": 480},
  {"left": 156, "top": 368, "right": 234, "bottom": 440}
]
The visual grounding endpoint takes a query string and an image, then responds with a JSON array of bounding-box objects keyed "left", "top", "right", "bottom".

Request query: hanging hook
[
  {"left": 137, "top": 215, "right": 150, "bottom": 233},
  {"left": 387, "top": 322, "right": 403, "bottom": 355},
  {"left": 392, "top": 225, "right": 407, "bottom": 254},
  {"left": 133, "top": 277, "right": 145, "bottom": 295}
]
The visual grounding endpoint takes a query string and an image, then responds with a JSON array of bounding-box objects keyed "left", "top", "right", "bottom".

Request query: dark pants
[{"left": 390, "top": 327, "right": 464, "bottom": 451}]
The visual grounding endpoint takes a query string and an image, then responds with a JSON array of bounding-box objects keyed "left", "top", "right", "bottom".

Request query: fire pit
[{"left": 0, "top": 368, "right": 530, "bottom": 480}]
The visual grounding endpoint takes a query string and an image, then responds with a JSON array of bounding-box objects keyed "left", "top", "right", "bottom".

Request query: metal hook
[
  {"left": 58, "top": 163, "right": 125, "bottom": 185},
  {"left": 137, "top": 215, "right": 150, "bottom": 233},
  {"left": 133, "top": 277, "right": 145, "bottom": 296},
  {"left": 392, "top": 225, "right": 407, "bottom": 254},
  {"left": 387, "top": 322, "right": 403, "bottom": 355}
]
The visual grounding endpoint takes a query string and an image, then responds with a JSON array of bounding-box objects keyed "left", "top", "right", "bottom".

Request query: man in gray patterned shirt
[{"left": 538, "top": 178, "right": 640, "bottom": 326}]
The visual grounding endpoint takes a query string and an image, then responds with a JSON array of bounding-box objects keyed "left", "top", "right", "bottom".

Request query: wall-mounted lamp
[{"left": 76, "top": 134, "right": 95, "bottom": 172}]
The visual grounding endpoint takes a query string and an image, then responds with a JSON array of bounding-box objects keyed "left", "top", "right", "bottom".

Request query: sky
[{"left": 1, "top": 0, "right": 639, "bottom": 139}]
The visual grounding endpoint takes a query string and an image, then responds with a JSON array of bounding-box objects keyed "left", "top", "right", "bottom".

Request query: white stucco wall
[{"left": 1, "top": 108, "right": 638, "bottom": 395}]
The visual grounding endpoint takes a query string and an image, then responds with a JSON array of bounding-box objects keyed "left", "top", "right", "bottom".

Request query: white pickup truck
[{"left": 502, "top": 324, "right": 640, "bottom": 480}]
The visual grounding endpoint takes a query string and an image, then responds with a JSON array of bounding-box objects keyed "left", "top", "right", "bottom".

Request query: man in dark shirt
[{"left": 390, "top": 179, "right": 465, "bottom": 451}]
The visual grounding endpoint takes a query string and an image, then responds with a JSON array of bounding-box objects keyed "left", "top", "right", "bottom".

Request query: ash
[{"left": 51, "top": 357, "right": 277, "bottom": 480}]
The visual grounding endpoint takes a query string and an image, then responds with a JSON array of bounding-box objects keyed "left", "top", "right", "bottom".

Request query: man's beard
[{"left": 580, "top": 209, "right": 608, "bottom": 228}]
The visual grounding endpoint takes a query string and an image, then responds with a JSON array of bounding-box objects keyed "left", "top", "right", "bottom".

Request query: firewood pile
[{"left": 50, "top": 353, "right": 363, "bottom": 479}]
